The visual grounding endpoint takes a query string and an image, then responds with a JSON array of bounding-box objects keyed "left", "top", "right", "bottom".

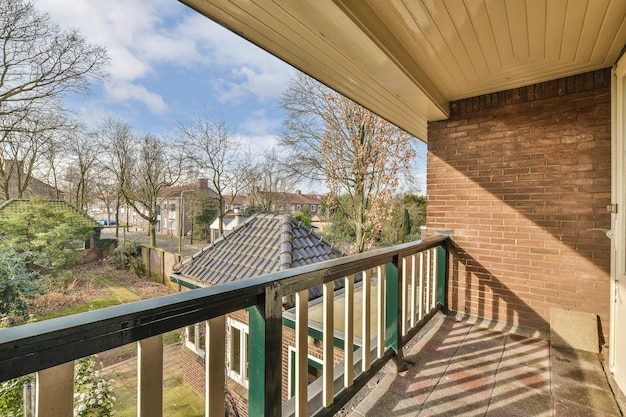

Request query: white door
[{"left": 611, "top": 55, "right": 626, "bottom": 392}]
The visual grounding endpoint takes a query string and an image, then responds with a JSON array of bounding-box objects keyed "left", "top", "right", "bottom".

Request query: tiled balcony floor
[{"left": 342, "top": 313, "right": 622, "bottom": 417}]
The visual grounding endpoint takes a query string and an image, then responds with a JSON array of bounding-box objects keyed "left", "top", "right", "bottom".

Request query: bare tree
[
  {"left": 120, "top": 134, "right": 184, "bottom": 247},
  {"left": 0, "top": 113, "right": 67, "bottom": 201},
  {"left": 61, "top": 128, "right": 99, "bottom": 210},
  {"left": 0, "top": 0, "right": 107, "bottom": 202},
  {"left": 248, "top": 148, "right": 298, "bottom": 213},
  {"left": 179, "top": 117, "right": 254, "bottom": 237},
  {"left": 96, "top": 118, "right": 135, "bottom": 238},
  {"left": 0, "top": 0, "right": 108, "bottom": 127},
  {"left": 280, "top": 72, "right": 416, "bottom": 252}
]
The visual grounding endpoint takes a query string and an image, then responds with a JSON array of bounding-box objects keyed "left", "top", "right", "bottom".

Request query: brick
[{"left": 428, "top": 68, "right": 611, "bottom": 339}]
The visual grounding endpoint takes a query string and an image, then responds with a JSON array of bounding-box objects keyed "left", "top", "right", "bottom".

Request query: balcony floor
[{"left": 341, "top": 312, "right": 622, "bottom": 417}]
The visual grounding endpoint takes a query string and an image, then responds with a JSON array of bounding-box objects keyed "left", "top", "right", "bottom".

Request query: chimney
[
  {"left": 232, "top": 207, "right": 243, "bottom": 227},
  {"left": 198, "top": 178, "right": 208, "bottom": 189},
  {"left": 295, "top": 190, "right": 301, "bottom": 195}
]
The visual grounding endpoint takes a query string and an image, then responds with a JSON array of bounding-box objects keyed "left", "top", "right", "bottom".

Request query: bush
[{"left": 113, "top": 241, "right": 145, "bottom": 275}]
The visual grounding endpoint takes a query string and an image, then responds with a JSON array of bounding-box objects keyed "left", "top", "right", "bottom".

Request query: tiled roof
[
  {"left": 0, "top": 199, "right": 99, "bottom": 228},
  {"left": 176, "top": 214, "right": 342, "bottom": 287}
]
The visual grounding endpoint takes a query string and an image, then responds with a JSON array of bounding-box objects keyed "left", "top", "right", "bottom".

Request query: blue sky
[
  {"left": 35, "top": 0, "right": 293, "bottom": 153},
  {"left": 34, "top": 0, "right": 426, "bottom": 193}
]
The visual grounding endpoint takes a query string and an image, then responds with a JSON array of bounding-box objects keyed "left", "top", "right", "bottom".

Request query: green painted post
[
  {"left": 437, "top": 245, "right": 447, "bottom": 308},
  {"left": 248, "top": 284, "right": 282, "bottom": 416},
  {"left": 385, "top": 256, "right": 400, "bottom": 351}
]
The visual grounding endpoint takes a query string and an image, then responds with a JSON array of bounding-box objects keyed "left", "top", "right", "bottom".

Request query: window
[
  {"left": 169, "top": 203, "right": 176, "bottom": 212},
  {"left": 287, "top": 346, "right": 323, "bottom": 398},
  {"left": 227, "top": 318, "right": 249, "bottom": 388},
  {"left": 296, "top": 204, "right": 301, "bottom": 210},
  {"left": 185, "top": 323, "right": 206, "bottom": 356},
  {"left": 310, "top": 204, "right": 316, "bottom": 213},
  {"left": 168, "top": 219, "right": 175, "bottom": 231},
  {"left": 156, "top": 205, "right": 161, "bottom": 215}
]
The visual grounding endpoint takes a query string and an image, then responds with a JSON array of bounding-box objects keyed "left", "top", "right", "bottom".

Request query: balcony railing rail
[{"left": 0, "top": 235, "right": 449, "bottom": 417}]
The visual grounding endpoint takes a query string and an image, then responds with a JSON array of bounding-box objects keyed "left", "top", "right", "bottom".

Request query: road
[{"left": 100, "top": 227, "right": 208, "bottom": 257}]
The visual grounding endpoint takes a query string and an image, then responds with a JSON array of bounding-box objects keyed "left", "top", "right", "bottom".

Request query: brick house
[
  {"left": 170, "top": 214, "right": 345, "bottom": 415},
  {"left": 156, "top": 178, "right": 217, "bottom": 237},
  {"left": 247, "top": 188, "right": 324, "bottom": 218}
]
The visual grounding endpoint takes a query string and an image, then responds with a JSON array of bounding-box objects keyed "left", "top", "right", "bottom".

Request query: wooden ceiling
[{"left": 179, "top": 0, "right": 626, "bottom": 141}]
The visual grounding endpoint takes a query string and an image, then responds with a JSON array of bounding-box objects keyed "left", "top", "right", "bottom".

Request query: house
[
  {"left": 0, "top": 199, "right": 102, "bottom": 263},
  {"left": 208, "top": 208, "right": 246, "bottom": 242},
  {"left": 0, "top": 160, "right": 64, "bottom": 203},
  {"left": 156, "top": 178, "right": 217, "bottom": 237},
  {"left": 170, "top": 214, "right": 344, "bottom": 416},
  {"left": 3, "top": 3, "right": 626, "bottom": 417},
  {"left": 247, "top": 188, "right": 325, "bottom": 218}
]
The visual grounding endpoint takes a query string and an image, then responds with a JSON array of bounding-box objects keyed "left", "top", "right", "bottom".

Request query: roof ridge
[{"left": 278, "top": 214, "right": 292, "bottom": 270}]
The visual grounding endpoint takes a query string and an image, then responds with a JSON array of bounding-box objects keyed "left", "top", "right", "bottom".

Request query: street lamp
[{"left": 179, "top": 189, "right": 196, "bottom": 253}]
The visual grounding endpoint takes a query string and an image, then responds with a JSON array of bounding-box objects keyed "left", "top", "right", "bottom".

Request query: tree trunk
[{"left": 149, "top": 221, "right": 157, "bottom": 247}]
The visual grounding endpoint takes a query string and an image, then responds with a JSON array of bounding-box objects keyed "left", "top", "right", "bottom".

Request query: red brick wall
[{"left": 427, "top": 69, "right": 612, "bottom": 339}]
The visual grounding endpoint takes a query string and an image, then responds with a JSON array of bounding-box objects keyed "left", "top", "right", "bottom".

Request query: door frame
[{"left": 610, "top": 54, "right": 626, "bottom": 390}]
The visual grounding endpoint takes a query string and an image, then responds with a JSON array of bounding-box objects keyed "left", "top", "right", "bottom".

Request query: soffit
[{"left": 180, "top": 0, "right": 626, "bottom": 142}]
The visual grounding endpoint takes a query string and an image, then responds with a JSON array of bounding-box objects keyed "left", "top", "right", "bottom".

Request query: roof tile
[{"left": 177, "top": 214, "right": 342, "bottom": 288}]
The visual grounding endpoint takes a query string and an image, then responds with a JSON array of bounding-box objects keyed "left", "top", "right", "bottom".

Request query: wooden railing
[{"left": 0, "top": 235, "right": 449, "bottom": 417}]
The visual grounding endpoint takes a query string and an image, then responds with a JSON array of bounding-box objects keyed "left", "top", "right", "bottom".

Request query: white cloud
[
  {"left": 234, "top": 134, "right": 279, "bottom": 157},
  {"left": 105, "top": 82, "right": 168, "bottom": 115},
  {"left": 34, "top": 0, "right": 294, "bottom": 110},
  {"left": 241, "top": 109, "right": 281, "bottom": 136}
]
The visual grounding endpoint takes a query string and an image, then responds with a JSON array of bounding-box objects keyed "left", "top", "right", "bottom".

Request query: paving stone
[
  {"left": 386, "top": 369, "right": 438, "bottom": 403},
  {"left": 485, "top": 404, "right": 527, "bottom": 417},
  {"left": 496, "top": 364, "right": 551, "bottom": 395},
  {"left": 554, "top": 398, "right": 620, "bottom": 417},
  {"left": 353, "top": 389, "right": 422, "bottom": 416},
  {"left": 551, "top": 357, "right": 611, "bottom": 390},
  {"left": 438, "top": 362, "right": 496, "bottom": 400},
  {"left": 553, "top": 378, "right": 621, "bottom": 416},
  {"left": 406, "top": 352, "right": 452, "bottom": 378},
  {"left": 420, "top": 384, "right": 489, "bottom": 416},
  {"left": 551, "top": 345, "right": 603, "bottom": 370},
  {"left": 490, "top": 381, "right": 552, "bottom": 417}
]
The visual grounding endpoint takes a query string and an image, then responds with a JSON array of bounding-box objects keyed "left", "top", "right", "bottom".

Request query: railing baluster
[
  {"left": 425, "top": 249, "right": 431, "bottom": 312},
  {"left": 36, "top": 361, "right": 74, "bottom": 417},
  {"left": 410, "top": 254, "right": 417, "bottom": 328},
  {"left": 205, "top": 316, "right": 225, "bottom": 417},
  {"left": 431, "top": 248, "right": 438, "bottom": 310},
  {"left": 344, "top": 275, "right": 355, "bottom": 388},
  {"left": 401, "top": 256, "right": 408, "bottom": 336},
  {"left": 418, "top": 252, "right": 424, "bottom": 321},
  {"left": 377, "top": 265, "right": 386, "bottom": 359},
  {"left": 322, "top": 282, "right": 334, "bottom": 407},
  {"left": 437, "top": 245, "right": 447, "bottom": 307},
  {"left": 138, "top": 335, "right": 163, "bottom": 417},
  {"left": 295, "top": 289, "right": 309, "bottom": 417},
  {"left": 362, "top": 268, "right": 371, "bottom": 372}
]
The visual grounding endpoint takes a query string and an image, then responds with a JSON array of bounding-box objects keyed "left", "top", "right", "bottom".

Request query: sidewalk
[{"left": 100, "top": 228, "right": 207, "bottom": 257}]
